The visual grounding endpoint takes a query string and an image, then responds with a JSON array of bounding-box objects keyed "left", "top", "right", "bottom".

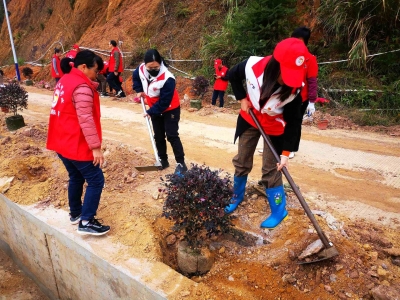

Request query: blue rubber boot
[
  {"left": 260, "top": 185, "right": 288, "bottom": 228},
  {"left": 225, "top": 175, "right": 248, "bottom": 214}
]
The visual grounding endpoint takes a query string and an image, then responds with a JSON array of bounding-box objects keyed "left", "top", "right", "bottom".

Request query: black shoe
[
  {"left": 69, "top": 213, "right": 81, "bottom": 225},
  {"left": 174, "top": 163, "right": 188, "bottom": 176},
  {"left": 159, "top": 159, "right": 169, "bottom": 170},
  {"left": 77, "top": 218, "right": 110, "bottom": 236},
  {"left": 100, "top": 92, "right": 109, "bottom": 97}
]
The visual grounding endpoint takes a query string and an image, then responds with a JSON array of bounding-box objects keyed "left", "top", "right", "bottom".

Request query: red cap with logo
[
  {"left": 73, "top": 44, "right": 79, "bottom": 49},
  {"left": 214, "top": 59, "right": 222, "bottom": 66},
  {"left": 273, "top": 38, "right": 307, "bottom": 87}
]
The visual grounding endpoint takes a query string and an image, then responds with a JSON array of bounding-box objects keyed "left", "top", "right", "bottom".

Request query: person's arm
[
  {"left": 228, "top": 60, "right": 248, "bottom": 100},
  {"left": 132, "top": 67, "right": 144, "bottom": 93},
  {"left": 113, "top": 51, "right": 120, "bottom": 73},
  {"left": 306, "top": 55, "right": 318, "bottom": 115},
  {"left": 52, "top": 58, "right": 59, "bottom": 76},
  {"left": 281, "top": 94, "right": 303, "bottom": 154},
  {"left": 220, "top": 67, "right": 229, "bottom": 81},
  {"left": 72, "top": 84, "right": 101, "bottom": 150},
  {"left": 146, "top": 78, "right": 175, "bottom": 115}
]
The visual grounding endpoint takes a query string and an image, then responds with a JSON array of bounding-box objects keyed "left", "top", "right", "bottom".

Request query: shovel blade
[
  {"left": 134, "top": 165, "right": 160, "bottom": 172},
  {"left": 297, "top": 246, "right": 339, "bottom": 265}
]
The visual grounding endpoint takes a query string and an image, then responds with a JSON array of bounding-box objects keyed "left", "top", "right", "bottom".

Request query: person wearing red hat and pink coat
[
  {"left": 212, "top": 59, "right": 229, "bottom": 107},
  {"left": 225, "top": 38, "right": 307, "bottom": 229}
]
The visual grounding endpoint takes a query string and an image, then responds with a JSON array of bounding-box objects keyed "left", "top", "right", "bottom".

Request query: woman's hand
[
  {"left": 240, "top": 98, "right": 251, "bottom": 114},
  {"left": 277, "top": 155, "right": 288, "bottom": 171},
  {"left": 143, "top": 113, "right": 150, "bottom": 119},
  {"left": 114, "top": 71, "right": 118, "bottom": 76},
  {"left": 92, "top": 148, "right": 104, "bottom": 167}
]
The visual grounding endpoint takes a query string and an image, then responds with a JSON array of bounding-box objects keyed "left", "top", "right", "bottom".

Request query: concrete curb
[{"left": 0, "top": 194, "right": 194, "bottom": 299}]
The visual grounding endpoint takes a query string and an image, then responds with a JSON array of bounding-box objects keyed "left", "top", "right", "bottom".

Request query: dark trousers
[
  {"left": 151, "top": 107, "right": 185, "bottom": 163},
  {"left": 293, "top": 99, "right": 309, "bottom": 152},
  {"left": 106, "top": 72, "right": 122, "bottom": 93},
  {"left": 212, "top": 90, "right": 225, "bottom": 107},
  {"left": 232, "top": 127, "right": 283, "bottom": 189},
  {"left": 57, "top": 153, "right": 104, "bottom": 221},
  {"left": 96, "top": 74, "right": 107, "bottom": 94},
  {"left": 55, "top": 77, "right": 60, "bottom": 83}
]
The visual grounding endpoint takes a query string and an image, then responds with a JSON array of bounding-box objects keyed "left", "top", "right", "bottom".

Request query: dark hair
[
  {"left": 291, "top": 26, "right": 311, "bottom": 46},
  {"left": 61, "top": 50, "right": 104, "bottom": 74},
  {"left": 0, "top": 69, "right": 3, "bottom": 76},
  {"left": 54, "top": 48, "right": 61, "bottom": 54},
  {"left": 259, "top": 56, "right": 292, "bottom": 107},
  {"left": 144, "top": 49, "right": 168, "bottom": 67},
  {"left": 110, "top": 40, "right": 117, "bottom": 47}
]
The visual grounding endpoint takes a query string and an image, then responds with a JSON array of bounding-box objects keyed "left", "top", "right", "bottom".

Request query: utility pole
[{"left": 3, "top": 0, "right": 21, "bottom": 81}]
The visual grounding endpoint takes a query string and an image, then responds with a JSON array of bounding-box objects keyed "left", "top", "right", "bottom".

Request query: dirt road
[{"left": 23, "top": 88, "right": 400, "bottom": 227}]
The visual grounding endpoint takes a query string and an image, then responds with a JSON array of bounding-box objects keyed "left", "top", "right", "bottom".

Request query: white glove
[{"left": 306, "top": 102, "right": 316, "bottom": 116}]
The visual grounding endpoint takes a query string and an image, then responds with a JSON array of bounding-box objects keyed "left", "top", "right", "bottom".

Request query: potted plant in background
[
  {"left": 162, "top": 164, "right": 232, "bottom": 275},
  {"left": 190, "top": 75, "right": 209, "bottom": 110},
  {"left": 22, "top": 67, "right": 34, "bottom": 86},
  {"left": 0, "top": 82, "right": 28, "bottom": 130}
]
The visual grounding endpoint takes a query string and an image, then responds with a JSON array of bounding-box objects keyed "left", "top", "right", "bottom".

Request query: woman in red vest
[
  {"left": 225, "top": 38, "right": 307, "bottom": 229},
  {"left": 132, "top": 49, "right": 187, "bottom": 175},
  {"left": 51, "top": 48, "right": 63, "bottom": 83},
  {"left": 212, "top": 59, "right": 229, "bottom": 107},
  {"left": 47, "top": 50, "right": 110, "bottom": 236}
]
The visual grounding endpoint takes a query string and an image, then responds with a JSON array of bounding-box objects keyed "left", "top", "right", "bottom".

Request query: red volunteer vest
[
  {"left": 51, "top": 54, "right": 63, "bottom": 78},
  {"left": 46, "top": 68, "right": 102, "bottom": 161},
  {"left": 214, "top": 66, "right": 229, "bottom": 91},
  {"left": 139, "top": 64, "right": 180, "bottom": 112},
  {"left": 66, "top": 50, "right": 78, "bottom": 59},
  {"left": 109, "top": 47, "right": 123, "bottom": 72},
  {"left": 240, "top": 56, "right": 298, "bottom": 136}
]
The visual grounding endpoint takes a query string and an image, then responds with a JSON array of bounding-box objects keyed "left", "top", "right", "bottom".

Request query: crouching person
[{"left": 46, "top": 50, "right": 110, "bottom": 236}]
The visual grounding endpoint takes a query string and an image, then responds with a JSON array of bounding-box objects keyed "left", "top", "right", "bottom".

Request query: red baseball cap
[
  {"left": 214, "top": 59, "right": 222, "bottom": 66},
  {"left": 273, "top": 38, "right": 307, "bottom": 87},
  {"left": 73, "top": 44, "right": 79, "bottom": 49}
]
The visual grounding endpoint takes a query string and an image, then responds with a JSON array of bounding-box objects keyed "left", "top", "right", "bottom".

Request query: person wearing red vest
[
  {"left": 46, "top": 50, "right": 110, "bottom": 236},
  {"left": 107, "top": 40, "right": 125, "bottom": 98},
  {"left": 212, "top": 59, "right": 229, "bottom": 107},
  {"left": 133, "top": 49, "right": 187, "bottom": 175},
  {"left": 290, "top": 26, "right": 319, "bottom": 158},
  {"left": 225, "top": 38, "right": 307, "bottom": 229},
  {"left": 97, "top": 60, "right": 109, "bottom": 97},
  {"left": 65, "top": 44, "right": 80, "bottom": 60},
  {"left": 51, "top": 48, "right": 63, "bottom": 83}
]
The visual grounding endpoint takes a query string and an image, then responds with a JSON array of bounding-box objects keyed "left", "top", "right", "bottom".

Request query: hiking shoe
[
  {"left": 116, "top": 91, "right": 126, "bottom": 98},
  {"left": 158, "top": 159, "right": 169, "bottom": 170},
  {"left": 174, "top": 163, "right": 188, "bottom": 176},
  {"left": 70, "top": 213, "right": 81, "bottom": 225},
  {"left": 100, "top": 92, "right": 109, "bottom": 97},
  {"left": 289, "top": 152, "right": 295, "bottom": 159},
  {"left": 77, "top": 218, "right": 110, "bottom": 236}
]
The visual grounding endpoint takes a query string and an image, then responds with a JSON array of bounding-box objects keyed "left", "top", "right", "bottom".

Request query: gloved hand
[{"left": 306, "top": 102, "right": 316, "bottom": 116}]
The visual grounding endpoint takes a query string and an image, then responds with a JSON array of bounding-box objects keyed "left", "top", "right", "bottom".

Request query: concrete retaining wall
[{"left": 0, "top": 194, "right": 194, "bottom": 299}]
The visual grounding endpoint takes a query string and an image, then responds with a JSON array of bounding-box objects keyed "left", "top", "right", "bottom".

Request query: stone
[
  {"left": 180, "top": 290, "right": 190, "bottom": 297},
  {"left": 337, "top": 292, "right": 347, "bottom": 299},
  {"left": 25, "top": 79, "right": 33, "bottom": 86},
  {"left": 298, "top": 239, "right": 324, "bottom": 260},
  {"left": 251, "top": 194, "right": 258, "bottom": 200},
  {"left": 377, "top": 267, "right": 388, "bottom": 279},
  {"left": 392, "top": 258, "right": 400, "bottom": 267},
  {"left": 329, "top": 274, "right": 337, "bottom": 282},
  {"left": 166, "top": 234, "right": 177, "bottom": 245},
  {"left": 219, "top": 247, "right": 225, "bottom": 254},
  {"left": 370, "top": 285, "right": 400, "bottom": 300},
  {"left": 152, "top": 191, "right": 159, "bottom": 200},
  {"left": 383, "top": 248, "right": 400, "bottom": 257},
  {"left": 370, "top": 252, "right": 379, "bottom": 262},
  {"left": 282, "top": 274, "right": 297, "bottom": 284},
  {"left": 324, "top": 285, "right": 332, "bottom": 293},
  {"left": 349, "top": 270, "right": 359, "bottom": 279},
  {"left": 368, "top": 271, "right": 379, "bottom": 278},
  {"left": 228, "top": 275, "right": 234, "bottom": 281},
  {"left": 335, "top": 264, "right": 344, "bottom": 271}
]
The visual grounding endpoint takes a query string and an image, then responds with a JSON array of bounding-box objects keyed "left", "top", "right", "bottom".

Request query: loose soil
[{"left": 0, "top": 85, "right": 399, "bottom": 299}]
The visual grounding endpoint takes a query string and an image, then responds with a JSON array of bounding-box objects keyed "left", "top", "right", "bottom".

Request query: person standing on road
[
  {"left": 46, "top": 50, "right": 110, "bottom": 236},
  {"left": 132, "top": 49, "right": 188, "bottom": 175},
  {"left": 107, "top": 40, "right": 125, "bottom": 98},
  {"left": 212, "top": 59, "right": 229, "bottom": 107},
  {"left": 97, "top": 60, "right": 109, "bottom": 97},
  {"left": 51, "top": 48, "right": 63, "bottom": 84},
  {"left": 289, "top": 26, "right": 319, "bottom": 159},
  {"left": 65, "top": 44, "right": 80, "bottom": 60},
  {"left": 225, "top": 38, "right": 307, "bottom": 229}
]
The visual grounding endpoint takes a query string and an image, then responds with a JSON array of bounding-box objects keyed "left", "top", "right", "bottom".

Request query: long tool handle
[
  {"left": 141, "top": 97, "right": 161, "bottom": 166},
  {"left": 249, "top": 110, "right": 333, "bottom": 249}
]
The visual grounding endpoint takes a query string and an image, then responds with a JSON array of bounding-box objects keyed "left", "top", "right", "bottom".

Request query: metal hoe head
[{"left": 298, "top": 245, "right": 339, "bottom": 265}]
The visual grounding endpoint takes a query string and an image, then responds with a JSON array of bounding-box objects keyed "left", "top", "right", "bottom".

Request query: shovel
[
  {"left": 134, "top": 97, "right": 162, "bottom": 172},
  {"left": 249, "top": 109, "right": 339, "bottom": 264}
]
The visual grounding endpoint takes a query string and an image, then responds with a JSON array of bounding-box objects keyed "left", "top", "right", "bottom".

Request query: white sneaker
[
  {"left": 257, "top": 149, "right": 263, "bottom": 153},
  {"left": 289, "top": 152, "right": 295, "bottom": 159}
]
